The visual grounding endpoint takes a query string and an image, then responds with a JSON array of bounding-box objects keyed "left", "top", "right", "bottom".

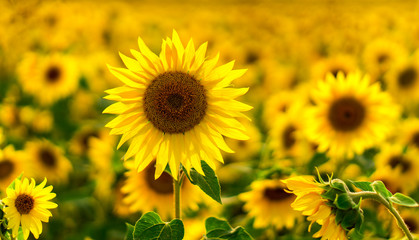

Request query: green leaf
[
  {"left": 186, "top": 161, "right": 222, "bottom": 204},
  {"left": 389, "top": 193, "right": 419, "bottom": 207},
  {"left": 133, "top": 212, "right": 184, "bottom": 240},
  {"left": 204, "top": 217, "right": 253, "bottom": 240},
  {"left": 125, "top": 223, "right": 134, "bottom": 240},
  {"left": 340, "top": 209, "right": 362, "bottom": 230},
  {"left": 371, "top": 181, "right": 392, "bottom": 199},
  {"left": 350, "top": 181, "right": 374, "bottom": 192},
  {"left": 321, "top": 188, "right": 339, "bottom": 201},
  {"left": 16, "top": 227, "right": 24, "bottom": 240},
  {"left": 330, "top": 179, "right": 347, "bottom": 192},
  {"left": 334, "top": 193, "right": 356, "bottom": 210},
  {"left": 7, "top": 173, "right": 23, "bottom": 191}
]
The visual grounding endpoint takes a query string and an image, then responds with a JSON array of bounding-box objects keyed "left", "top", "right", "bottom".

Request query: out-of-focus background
[{"left": 1, "top": 0, "right": 419, "bottom": 239}]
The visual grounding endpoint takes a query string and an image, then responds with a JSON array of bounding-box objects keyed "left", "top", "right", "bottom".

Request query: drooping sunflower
[
  {"left": 103, "top": 30, "right": 251, "bottom": 179},
  {"left": 2, "top": 178, "right": 57, "bottom": 240},
  {"left": 121, "top": 161, "right": 204, "bottom": 221},
  {"left": 17, "top": 52, "right": 79, "bottom": 105},
  {"left": 0, "top": 145, "right": 27, "bottom": 193},
  {"left": 24, "top": 140, "right": 72, "bottom": 184},
  {"left": 306, "top": 72, "right": 400, "bottom": 158},
  {"left": 239, "top": 178, "right": 299, "bottom": 230},
  {"left": 385, "top": 59, "right": 419, "bottom": 105},
  {"left": 282, "top": 176, "right": 348, "bottom": 240},
  {"left": 374, "top": 143, "right": 419, "bottom": 194}
]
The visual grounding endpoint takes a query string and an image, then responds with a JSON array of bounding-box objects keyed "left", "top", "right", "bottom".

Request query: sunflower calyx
[{"left": 321, "top": 178, "right": 364, "bottom": 233}]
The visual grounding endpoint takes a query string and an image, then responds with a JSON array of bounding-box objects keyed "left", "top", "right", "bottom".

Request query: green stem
[
  {"left": 173, "top": 171, "right": 184, "bottom": 219},
  {"left": 348, "top": 191, "right": 414, "bottom": 240}
]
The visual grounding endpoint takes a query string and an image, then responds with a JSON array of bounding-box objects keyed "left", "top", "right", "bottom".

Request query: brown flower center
[
  {"left": 39, "top": 148, "right": 57, "bottom": 168},
  {"left": 0, "top": 160, "right": 14, "bottom": 180},
  {"left": 263, "top": 186, "right": 292, "bottom": 201},
  {"left": 81, "top": 131, "right": 100, "bottom": 151},
  {"left": 15, "top": 194, "right": 35, "bottom": 214},
  {"left": 282, "top": 125, "right": 296, "bottom": 149},
  {"left": 405, "top": 218, "right": 418, "bottom": 233},
  {"left": 411, "top": 132, "right": 419, "bottom": 149},
  {"left": 398, "top": 67, "right": 417, "bottom": 88},
  {"left": 145, "top": 164, "right": 174, "bottom": 194},
  {"left": 328, "top": 97, "right": 366, "bottom": 132},
  {"left": 389, "top": 156, "right": 411, "bottom": 173},
  {"left": 143, "top": 71, "right": 207, "bottom": 134},
  {"left": 377, "top": 54, "right": 389, "bottom": 64},
  {"left": 330, "top": 68, "right": 347, "bottom": 78},
  {"left": 45, "top": 65, "right": 61, "bottom": 83}
]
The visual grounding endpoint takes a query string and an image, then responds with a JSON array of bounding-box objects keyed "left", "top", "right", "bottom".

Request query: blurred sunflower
[
  {"left": 121, "top": 161, "right": 203, "bottom": 220},
  {"left": 2, "top": 178, "right": 57, "bottom": 240},
  {"left": 0, "top": 145, "right": 26, "bottom": 192},
  {"left": 17, "top": 52, "right": 79, "bottom": 105},
  {"left": 311, "top": 54, "right": 357, "bottom": 80},
  {"left": 397, "top": 117, "right": 419, "bottom": 151},
  {"left": 391, "top": 209, "right": 419, "bottom": 239},
  {"left": 283, "top": 176, "right": 348, "bottom": 240},
  {"left": 239, "top": 178, "right": 299, "bottom": 230},
  {"left": 385, "top": 59, "right": 419, "bottom": 105},
  {"left": 0, "top": 127, "right": 4, "bottom": 145},
  {"left": 362, "top": 39, "right": 407, "bottom": 82},
  {"left": 374, "top": 144, "right": 419, "bottom": 193},
  {"left": 25, "top": 140, "right": 72, "bottom": 184},
  {"left": 103, "top": 30, "right": 251, "bottom": 179},
  {"left": 69, "top": 127, "right": 111, "bottom": 156},
  {"left": 306, "top": 72, "right": 399, "bottom": 158},
  {"left": 269, "top": 103, "right": 314, "bottom": 165}
]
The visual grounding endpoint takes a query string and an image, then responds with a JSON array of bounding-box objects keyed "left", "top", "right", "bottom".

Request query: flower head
[
  {"left": 103, "top": 30, "right": 251, "bottom": 179},
  {"left": 2, "top": 178, "right": 57, "bottom": 239}
]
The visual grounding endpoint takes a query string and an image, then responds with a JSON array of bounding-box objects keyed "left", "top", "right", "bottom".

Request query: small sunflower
[
  {"left": 283, "top": 176, "right": 348, "bottom": 240},
  {"left": 397, "top": 117, "right": 419, "bottom": 151},
  {"left": 269, "top": 103, "right": 314, "bottom": 165},
  {"left": 25, "top": 140, "right": 72, "bottom": 184},
  {"left": 121, "top": 161, "right": 203, "bottom": 220},
  {"left": 391, "top": 209, "right": 419, "bottom": 239},
  {"left": 2, "top": 178, "right": 57, "bottom": 240},
  {"left": 0, "top": 145, "right": 26, "bottom": 192},
  {"left": 17, "top": 52, "right": 79, "bottom": 105},
  {"left": 311, "top": 55, "right": 357, "bottom": 80},
  {"left": 69, "top": 127, "right": 111, "bottom": 156},
  {"left": 362, "top": 38, "right": 407, "bottom": 82},
  {"left": 374, "top": 143, "right": 419, "bottom": 193},
  {"left": 306, "top": 72, "right": 400, "bottom": 158},
  {"left": 239, "top": 178, "right": 299, "bottom": 230},
  {"left": 385, "top": 59, "right": 419, "bottom": 105},
  {"left": 103, "top": 30, "right": 251, "bottom": 179}
]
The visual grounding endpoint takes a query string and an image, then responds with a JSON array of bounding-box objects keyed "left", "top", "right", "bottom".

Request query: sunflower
[
  {"left": 282, "top": 176, "right": 348, "bottom": 240},
  {"left": 17, "top": 52, "right": 79, "bottom": 105},
  {"left": 24, "top": 140, "right": 72, "bottom": 184},
  {"left": 103, "top": 30, "right": 251, "bottom": 179},
  {"left": 239, "top": 178, "right": 299, "bottom": 230},
  {"left": 121, "top": 161, "right": 204, "bottom": 221},
  {"left": 69, "top": 127, "right": 111, "bottom": 156},
  {"left": 306, "top": 72, "right": 400, "bottom": 158},
  {"left": 362, "top": 38, "right": 407, "bottom": 82},
  {"left": 397, "top": 117, "right": 419, "bottom": 152},
  {"left": 391, "top": 209, "right": 419, "bottom": 239},
  {"left": 2, "top": 178, "right": 57, "bottom": 240},
  {"left": 374, "top": 143, "right": 419, "bottom": 194},
  {"left": 0, "top": 145, "right": 27, "bottom": 193},
  {"left": 268, "top": 102, "right": 314, "bottom": 165},
  {"left": 385, "top": 58, "right": 419, "bottom": 105},
  {"left": 310, "top": 54, "right": 357, "bottom": 81}
]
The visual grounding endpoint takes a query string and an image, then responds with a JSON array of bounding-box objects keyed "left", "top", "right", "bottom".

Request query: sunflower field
[{"left": 1, "top": 0, "right": 419, "bottom": 239}]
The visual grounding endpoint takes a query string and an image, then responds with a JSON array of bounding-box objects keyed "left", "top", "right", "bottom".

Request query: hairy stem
[{"left": 348, "top": 191, "right": 414, "bottom": 240}]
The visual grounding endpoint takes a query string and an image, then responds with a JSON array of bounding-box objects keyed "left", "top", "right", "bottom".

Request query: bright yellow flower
[
  {"left": 0, "top": 145, "right": 27, "bottom": 193},
  {"left": 239, "top": 178, "right": 299, "bottom": 230},
  {"left": 283, "top": 176, "right": 348, "bottom": 240},
  {"left": 2, "top": 178, "right": 57, "bottom": 240},
  {"left": 306, "top": 72, "right": 400, "bottom": 158},
  {"left": 103, "top": 30, "right": 251, "bottom": 179}
]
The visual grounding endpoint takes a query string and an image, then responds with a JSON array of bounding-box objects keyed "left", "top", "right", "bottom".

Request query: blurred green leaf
[
  {"left": 204, "top": 217, "right": 253, "bottom": 240},
  {"left": 186, "top": 161, "right": 222, "bottom": 204},
  {"left": 371, "top": 181, "right": 392, "bottom": 199},
  {"left": 133, "top": 212, "right": 184, "bottom": 240},
  {"left": 389, "top": 193, "right": 419, "bottom": 207}
]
